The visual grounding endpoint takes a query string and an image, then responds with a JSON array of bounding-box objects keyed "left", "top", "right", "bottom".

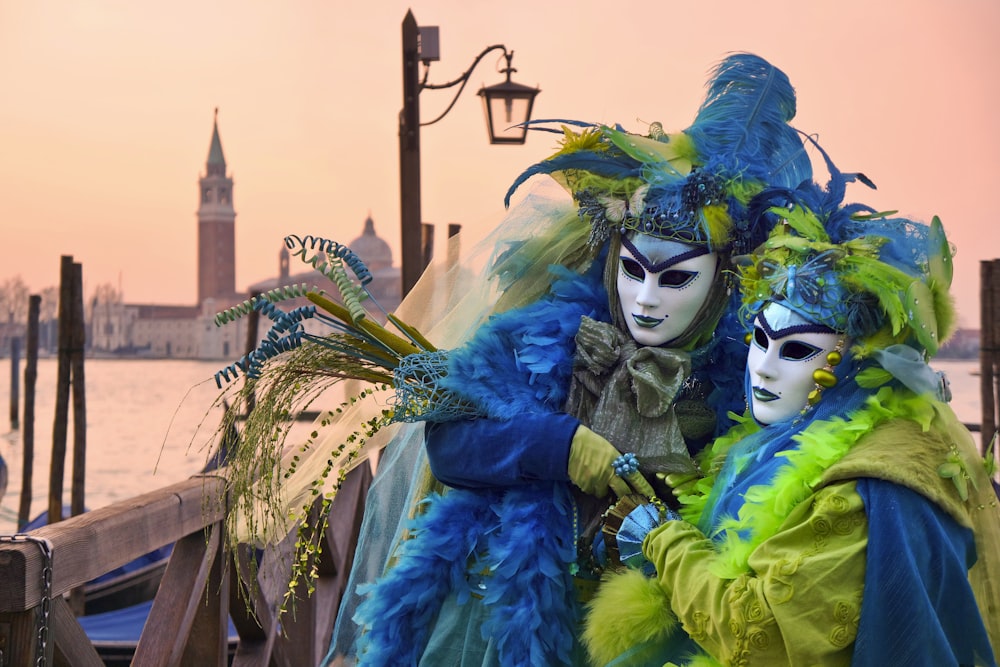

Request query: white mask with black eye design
[
  {"left": 616, "top": 234, "right": 719, "bottom": 347},
  {"left": 747, "top": 302, "right": 843, "bottom": 425}
]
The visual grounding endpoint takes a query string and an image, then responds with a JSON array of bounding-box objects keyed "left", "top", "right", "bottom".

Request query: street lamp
[
  {"left": 399, "top": 9, "right": 541, "bottom": 297},
  {"left": 479, "top": 52, "right": 540, "bottom": 145}
]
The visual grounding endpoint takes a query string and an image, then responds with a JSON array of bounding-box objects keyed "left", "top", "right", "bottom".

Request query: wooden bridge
[{"left": 0, "top": 466, "right": 370, "bottom": 666}]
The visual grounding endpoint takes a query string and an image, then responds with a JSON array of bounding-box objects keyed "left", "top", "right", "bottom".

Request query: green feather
[
  {"left": 928, "top": 215, "right": 954, "bottom": 289},
  {"left": 776, "top": 204, "right": 829, "bottom": 242},
  {"left": 905, "top": 279, "right": 940, "bottom": 355},
  {"left": 601, "top": 125, "right": 690, "bottom": 176}
]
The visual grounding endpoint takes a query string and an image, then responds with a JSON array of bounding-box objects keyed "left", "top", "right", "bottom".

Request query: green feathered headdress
[{"left": 739, "top": 187, "right": 957, "bottom": 358}]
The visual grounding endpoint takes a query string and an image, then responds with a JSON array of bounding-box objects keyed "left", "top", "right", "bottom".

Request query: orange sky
[{"left": 1, "top": 1, "right": 997, "bottom": 328}]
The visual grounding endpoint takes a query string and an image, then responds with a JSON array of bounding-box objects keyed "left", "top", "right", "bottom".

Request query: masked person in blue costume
[
  {"left": 586, "top": 167, "right": 1000, "bottom": 666},
  {"left": 332, "top": 54, "right": 814, "bottom": 667}
]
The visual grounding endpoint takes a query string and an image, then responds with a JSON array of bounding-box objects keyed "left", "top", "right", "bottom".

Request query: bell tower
[{"left": 197, "top": 108, "right": 236, "bottom": 304}]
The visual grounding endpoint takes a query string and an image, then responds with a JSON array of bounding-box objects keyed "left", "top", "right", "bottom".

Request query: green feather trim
[
  {"left": 855, "top": 366, "right": 893, "bottom": 388},
  {"left": 777, "top": 203, "right": 829, "bottom": 242},
  {"left": 678, "top": 387, "right": 941, "bottom": 581},
  {"left": 583, "top": 569, "right": 679, "bottom": 667},
  {"left": 602, "top": 125, "right": 693, "bottom": 176},
  {"left": 675, "top": 414, "right": 759, "bottom": 524},
  {"left": 725, "top": 178, "right": 765, "bottom": 207},
  {"left": 700, "top": 205, "right": 733, "bottom": 250}
]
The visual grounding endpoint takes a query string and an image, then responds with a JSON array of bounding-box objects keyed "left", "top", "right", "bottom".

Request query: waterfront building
[{"left": 87, "top": 113, "right": 400, "bottom": 360}]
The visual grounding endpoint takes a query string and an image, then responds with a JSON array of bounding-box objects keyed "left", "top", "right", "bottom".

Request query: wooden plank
[
  {"left": 280, "top": 572, "right": 317, "bottom": 667},
  {"left": 230, "top": 545, "right": 268, "bottom": 645},
  {"left": 50, "top": 595, "right": 104, "bottom": 667},
  {"left": 8, "top": 330, "right": 18, "bottom": 430},
  {"left": 0, "top": 608, "right": 46, "bottom": 667},
  {"left": 68, "top": 263, "right": 87, "bottom": 617},
  {"left": 180, "top": 531, "right": 229, "bottom": 666},
  {"left": 132, "top": 524, "right": 219, "bottom": 666},
  {"left": 0, "top": 474, "right": 225, "bottom": 612},
  {"left": 229, "top": 544, "right": 273, "bottom": 661},
  {"left": 231, "top": 529, "right": 297, "bottom": 667},
  {"left": 314, "top": 463, "right": 371, "bottom": 651}
]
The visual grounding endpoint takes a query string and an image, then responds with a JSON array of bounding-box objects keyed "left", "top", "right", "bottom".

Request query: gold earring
[{"left": 806, "top": 341, "right": 845, "bottom": 407}]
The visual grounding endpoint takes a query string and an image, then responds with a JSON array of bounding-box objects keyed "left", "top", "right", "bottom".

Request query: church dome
[{"left": 348, "top": 215, "right": 393, "bottom": 272}]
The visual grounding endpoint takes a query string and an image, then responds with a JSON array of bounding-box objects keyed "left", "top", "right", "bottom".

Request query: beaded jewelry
[{"left": 806, "top": 340, "right": 845, "bottom": 407}]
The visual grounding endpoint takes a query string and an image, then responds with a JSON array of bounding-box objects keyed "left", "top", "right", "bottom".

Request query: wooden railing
[{"left": 0, "top": 465, "right": 371, "bottom": 666}]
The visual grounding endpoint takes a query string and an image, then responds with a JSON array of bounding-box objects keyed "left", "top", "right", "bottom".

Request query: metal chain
[{"left": 0, "top": 534, "right": 53, "bottom": 667}]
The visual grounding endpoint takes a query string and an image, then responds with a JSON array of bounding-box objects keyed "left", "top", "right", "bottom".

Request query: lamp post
[{"left": 399, "top": 9, "right": 540, "bottom": 297}]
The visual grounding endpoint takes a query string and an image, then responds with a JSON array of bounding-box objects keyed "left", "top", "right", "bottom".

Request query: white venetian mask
[
  {"left": 747, "top": 302, "right": 843, "bottom": 425},
  {"left": 616, "top": 234, "right": 719, "bottom": 347}
]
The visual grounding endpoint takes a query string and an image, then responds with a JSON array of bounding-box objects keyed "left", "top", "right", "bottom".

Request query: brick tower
[{"left": 197, "top": 108, "right": 237, "bottom": 304}]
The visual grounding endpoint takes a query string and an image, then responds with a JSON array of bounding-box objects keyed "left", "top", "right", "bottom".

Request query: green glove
[
  {"left": 567, "top": 426, "right": 631, "bottom": 498},
  {"left": 659, "top": 471, "right": 703, "bottom": 500},
  {"left": 623, "top": 465, "right": 657, "bottom": 500}
]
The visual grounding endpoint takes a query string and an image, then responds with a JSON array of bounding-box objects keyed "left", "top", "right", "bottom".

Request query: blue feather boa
[
  {"left": 352, "top": 483, "right": 581, "bottom": 666},
  {"left": 479, "top": 483, "right": 580, "bottom": 664},
  {"left": 442, "top": 262, "right": 609, "bottom": 419},
  {"left": 353, "top": 263, "right": 608, "bottom": 665},
  {"left": 353, "top": 489, "right": 497, "bottom": 666}
]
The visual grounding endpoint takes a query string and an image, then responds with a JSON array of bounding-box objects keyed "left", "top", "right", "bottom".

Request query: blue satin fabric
[
  {"left": 425, "top": 413, "right": 579, "bottom": 489},
  {"left": 853, "top": 478, "right": 995, "bottom": 667}
]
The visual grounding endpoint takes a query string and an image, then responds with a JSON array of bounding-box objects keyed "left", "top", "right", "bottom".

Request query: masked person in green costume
[{"left": 587, "top": 169, "right": 1000, "bottom": 666}]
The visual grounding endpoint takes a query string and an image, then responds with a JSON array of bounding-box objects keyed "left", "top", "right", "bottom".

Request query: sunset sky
[{"left": 1, "top": 1, "right": 997, "bottom": 328}]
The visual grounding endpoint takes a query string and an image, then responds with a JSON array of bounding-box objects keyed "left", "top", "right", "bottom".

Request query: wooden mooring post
[
  {"left": 18, "top": 295, "right": 41, "bottom": 529},
  {"left": 981, "top": 259, "right": 1000, "bottom": 466},
  {"left": 48, "top": 256, "right": 87, "bottom": 527},
  {"left": 8, "top": 336, "right": 19, "bottom": 431},
  {"left": 243, "top": 292, "right": 260, "bottom": 417},
  {"left": 69, "top": 262, "right": 87, "bottom": 522}
]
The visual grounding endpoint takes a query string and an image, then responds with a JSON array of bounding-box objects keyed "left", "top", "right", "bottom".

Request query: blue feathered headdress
[{"left": 505, "top": 53, "right": 813, "bottom": 255}]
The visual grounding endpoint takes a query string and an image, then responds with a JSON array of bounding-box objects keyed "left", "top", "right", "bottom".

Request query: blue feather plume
[{"left": 685, "top": 53, "right": 811, "bottom": 190}]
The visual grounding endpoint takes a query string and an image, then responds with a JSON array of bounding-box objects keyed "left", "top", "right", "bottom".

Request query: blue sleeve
[
  {"left": 424, "top": 413, "right": 580, "bottom": 489},
  {"left": 853, "top": 478, "right": 996, "bottom": 667}
]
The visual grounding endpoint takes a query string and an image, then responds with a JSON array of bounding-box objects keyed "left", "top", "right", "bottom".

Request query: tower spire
[{"left": 207, "top": 108, "right": 226, "bottom": 175}]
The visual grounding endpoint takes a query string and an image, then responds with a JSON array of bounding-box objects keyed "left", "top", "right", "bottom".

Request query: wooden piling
[
  {"left": 9, "top": 336, "right": 19, "bottom": 430},
  {"left": 18, "top": 295, "right": 40, "bottom": 529},
  {"left": 421, "top": 222, "right": 435, "bottom": 270},
  {"left": 244, "top": 291, "right": 260, "bottom": 416},
  {"left": 980, "top": 259, "right": 999, "bottom": 462},
  {"left": 70, "top": 261, "right": 86, "bottom": 520},
  {"left": 49, "top": 255, "right": 74, "bottom": 525}
]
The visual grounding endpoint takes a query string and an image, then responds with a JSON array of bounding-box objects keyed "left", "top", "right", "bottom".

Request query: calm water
[
  {"left": 0, "top": 357, "right": 987, "bottom": 535},
  {"left": 0, "top": 358, "right": 230, "bottom": 534}
]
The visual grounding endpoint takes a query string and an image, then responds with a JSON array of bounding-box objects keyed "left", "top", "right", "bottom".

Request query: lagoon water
[
  {"left": 0, "top": 358, "right": 229, "bottom": 534},
  {"left": 0, "top": 357, "right": 987, "bottom": 535}
]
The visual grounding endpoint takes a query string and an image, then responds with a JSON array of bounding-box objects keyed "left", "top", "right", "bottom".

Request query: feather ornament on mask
[
  {"left": 505, "top": 53, "right": 812, "bottom": 255},
  {"left": 740, "top": 175, "right": 958, "bottom": 363}
]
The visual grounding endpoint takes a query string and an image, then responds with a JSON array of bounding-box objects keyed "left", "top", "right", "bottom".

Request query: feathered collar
[
  {"left": 441, "top": 263, "right": 609, "bottom": 419},
  {"left": 678, "top": 385, "right": 940, "bottom": 579}
]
